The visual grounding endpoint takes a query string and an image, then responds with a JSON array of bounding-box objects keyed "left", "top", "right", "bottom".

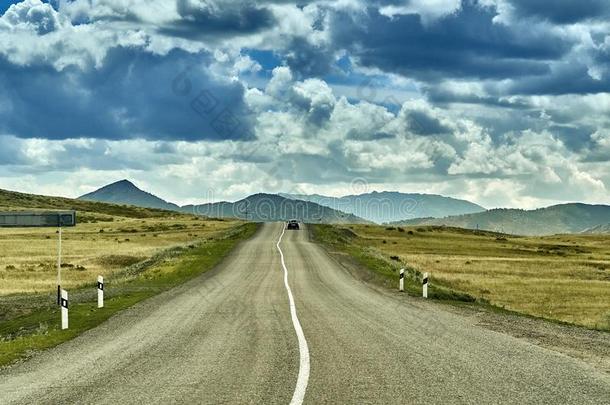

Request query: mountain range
[
  {"left": 280, "top": 191, "right": 485, "bottom": 224},
  {"left": 393, "top": 204, "right": 610, "bottom": 236},
  {"left": 79, "top": 180, "right": 368, "bottom": 224},
  {"left": 182, "top": 193, "right": 368, "bottom": 224},
  {"left": 78, "top": 180, "right": 610, "bottom": 235}
]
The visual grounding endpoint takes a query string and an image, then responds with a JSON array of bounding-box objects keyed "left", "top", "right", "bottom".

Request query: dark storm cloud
[
  {"left": 406, "top": 110, "right": 452, "bottom": 135},
  {"left": 549, "top": 125, "right": 596, "bottom": 152},
  {"left": 424, "top": 85, "right": 532, "bottom": 109},
  {"left": 285, "top": 37, "right": 336, "bottom": 79},
  {"left": 346, "top": 129, "right": 394, "bottom": 141},
  {"left": 288, "top": 86, "right": 335, "bottom": 127},
  {"left": 159, "top": 0, "right": 275, "bottom": 39},
  {"left": 0, "top": 48, "right": 255, "bottom": 141},
  {"left": 330, "top": 2, "right": 569, "bottom": 81},
  {"left": 509, "top": 63, "right": 610, "bottom": 95},
  {"left": 509, "top": 0, "right": 610, "bottom": 24}
]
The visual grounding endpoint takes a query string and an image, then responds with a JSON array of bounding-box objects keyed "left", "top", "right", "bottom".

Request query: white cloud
[
  {"left": 1, "top": 0, "right": 67, "bottom": 34},
  {"left": 379, "top": 0, "right": 461, "bottom": 23}
]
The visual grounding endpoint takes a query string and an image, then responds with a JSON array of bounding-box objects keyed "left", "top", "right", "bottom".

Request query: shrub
[{"left": 97, "top": 255, "right": 142, "bottom": 267}]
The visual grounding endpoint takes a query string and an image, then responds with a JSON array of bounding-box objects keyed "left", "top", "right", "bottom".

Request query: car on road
[{"left": 287, "top": 219, "right": 300, "bottom": 230}]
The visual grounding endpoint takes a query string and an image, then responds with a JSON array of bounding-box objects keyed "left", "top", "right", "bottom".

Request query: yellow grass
[
  {"left": 0, "top": 215, "right": 241, "bottom": 296},
  {"left": 347, "top": 225, "right": 610, "bottom": 329}
]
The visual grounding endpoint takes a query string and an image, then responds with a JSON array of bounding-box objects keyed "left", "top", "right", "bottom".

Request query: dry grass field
[
  {"left": 0, "top": 214, "right": 241, "bottom": 296},
  {"left": 326, "top": 224, "right": 610, "bottom": 330}
]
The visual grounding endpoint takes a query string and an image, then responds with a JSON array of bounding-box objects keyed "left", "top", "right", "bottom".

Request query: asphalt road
[{"left": 1, "top": 223, "right": 609, "bottom": 404}]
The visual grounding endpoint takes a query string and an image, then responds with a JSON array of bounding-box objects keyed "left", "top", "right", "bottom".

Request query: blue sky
[{"left": 0, "top": 0, "right": 609, "bottom": 209}]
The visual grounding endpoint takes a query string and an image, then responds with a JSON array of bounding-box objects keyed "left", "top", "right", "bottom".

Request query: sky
[{"left": 0, "top": 0, "right": 609, "bottom": 209}]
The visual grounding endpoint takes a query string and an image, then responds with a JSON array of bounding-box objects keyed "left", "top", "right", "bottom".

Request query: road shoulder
[{"left": 313, "top": 226, "right": 610, "bottom": 374}]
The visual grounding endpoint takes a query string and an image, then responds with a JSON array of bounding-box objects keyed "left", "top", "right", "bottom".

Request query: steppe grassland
[
  {"left": 0, "top": 214, "right": 240, "bottom": 295},
  {"left": 347, "top": 224, "right": 610, "bottom": 329}
]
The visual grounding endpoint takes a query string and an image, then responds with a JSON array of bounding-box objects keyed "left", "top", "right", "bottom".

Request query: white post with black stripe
[
  {"left": 60, "top": 289, "right": 69, "bottom": 330},
  {"left": 97, "top": 275, "right": 104, "bottom": 308},
  {"left": 399, "top": 268, "right": 405, "bottom": 292},
  {"left": 422, "top": 272, "right": 429, "bottom": 298}
]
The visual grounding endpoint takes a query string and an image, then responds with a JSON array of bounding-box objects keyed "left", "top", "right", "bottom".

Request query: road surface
[{"left": 0, "top": 223, "right": 609, "bottom": 404}]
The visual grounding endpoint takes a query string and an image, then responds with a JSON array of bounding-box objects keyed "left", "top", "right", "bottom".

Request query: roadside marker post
[
  {"left": 399, "top": 268, "right": 405, "bottom": 292},
  {"left": 97, "top": 276, "right": 104, "bottom": 308},
  {"left": 423, "top": 272, "right": 429, "bottom": 298},
  {"left": 60, "top": 289, "right": 69, "bottom": 330}
]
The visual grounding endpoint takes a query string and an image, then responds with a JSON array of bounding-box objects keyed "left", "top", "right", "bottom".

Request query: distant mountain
[
  {"left": 79, "top": 180, "right": 180, "bottom": 211},
  {"left": 581, "top": 223, "right": 610, "bottom": 234},
  {"left": 280, "top": 191, "right": 485, "bottom": 224},
  {"left": 183, "top": 193, "right": 369, "bottom": 224},
  {"left": 391, "top": 203, "right": 610, "bottom": 236}
]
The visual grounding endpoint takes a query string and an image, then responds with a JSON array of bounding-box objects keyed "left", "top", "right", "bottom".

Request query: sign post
[
  {"left": 0, "top": 211, "right": 76, "bottom": 327},
  {"left": 57, "top": 226, "right": 62, "bottom": 305}
]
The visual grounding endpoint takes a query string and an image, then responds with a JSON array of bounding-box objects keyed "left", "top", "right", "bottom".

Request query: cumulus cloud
[{"left": 0, "top": 0, "right": 65, "bottom": 34}]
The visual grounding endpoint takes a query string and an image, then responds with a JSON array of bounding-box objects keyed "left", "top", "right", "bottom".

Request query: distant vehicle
[{"left": 287, "top": 219, "right": 300, "bottom": 230}]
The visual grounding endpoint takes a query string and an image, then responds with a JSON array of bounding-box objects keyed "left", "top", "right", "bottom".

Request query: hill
[
  {"left": 281, "top": 191, "right": 485, "bottom": 224},
  {"left": 0, "top": 187, "right": 182, "bottom": 221},
  {"left": 581, "top": 223, "right": 610, "bottom": 234},
  {"left": 392, "top": 203, "right": 610, "bottom": 236},
  {"left": 79, "top": 180, "right": 180, "bottom": 211},
  {"left": 183, "top": 193, "right": 369, "bottom": 224}
]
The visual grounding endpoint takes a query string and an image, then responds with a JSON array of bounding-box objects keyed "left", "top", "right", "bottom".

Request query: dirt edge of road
[{"left": 311, "top": 226, "right": 610, "bottom": 374}]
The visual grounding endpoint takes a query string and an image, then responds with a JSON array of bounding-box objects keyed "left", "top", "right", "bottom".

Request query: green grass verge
[
  {"left": 311, "top": 224, "right": 476, "bottom": 302},
  {"left": 0, "top": 222, "right": 259, "bottom": 368},
  {"left": 312, "top": 224, "right": 610, "bottom": 332}
]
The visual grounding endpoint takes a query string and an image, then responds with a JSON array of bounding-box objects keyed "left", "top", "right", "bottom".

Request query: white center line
[{"left": 277, "top": 224, "right": 310, "bottom": 405}]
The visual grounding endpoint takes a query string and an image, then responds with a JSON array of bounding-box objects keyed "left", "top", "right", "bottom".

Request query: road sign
[
  {"left": 0, "top": 211, "right": 76, "bottom": 227},
  {"left": 0, "top": 211, "right": 77, "bottom": 326}
]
